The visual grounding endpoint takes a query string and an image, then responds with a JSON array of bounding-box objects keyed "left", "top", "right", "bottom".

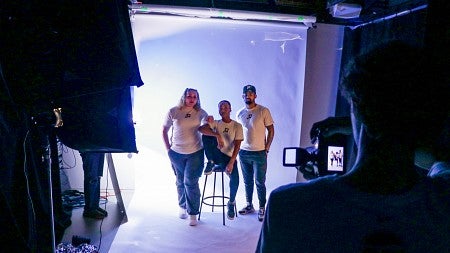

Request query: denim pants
[
  {"left": 168, "top": 148, "right": 204, "bottom": 215},
  {"left": 239, "top": 150, "right": 267, "bottom": 208},
  {"left": 202, "top": 135, "right": 239, "bottom": 203},
  {"left": 80, "top": 152, "right": 105, "bottom": 212}
]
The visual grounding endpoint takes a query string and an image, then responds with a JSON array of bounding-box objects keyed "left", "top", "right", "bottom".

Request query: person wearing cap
[{"left": 236, "top": 85, "right": 274, "bottom": 222}]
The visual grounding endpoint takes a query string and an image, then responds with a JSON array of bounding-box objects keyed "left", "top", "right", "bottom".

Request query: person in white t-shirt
[
  {"left": 236, "top": 85, "right": 274, "bottom": 222},
  {"left": 162, "top": 88, "right": 208, "bottom": 226},
  {"left": 256, "top": 41, "right": 450, "bottom": 252},
  {"left": 199, "top": 100, "right": 244, "bottom": 220}
]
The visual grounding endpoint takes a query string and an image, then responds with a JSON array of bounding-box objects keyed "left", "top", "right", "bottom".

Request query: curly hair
[{"left": 178, "top": 88, "right": 201, "bottom": 111}]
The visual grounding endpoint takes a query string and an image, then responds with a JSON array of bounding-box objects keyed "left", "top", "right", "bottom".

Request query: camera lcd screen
[
  {"left": 283, "top": 147, "right": 298, "bottom": 167},
  {"left": 327, "top": 145, "right": 344, "bottom": 172},
  {"left": 317, "top": 133, "right": 349, "bottom": 176}
]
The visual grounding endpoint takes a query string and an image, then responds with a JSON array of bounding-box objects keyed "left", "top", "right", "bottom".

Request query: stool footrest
[
  {"left": 202, "top": 196, "right": 229, "bottom": 208},
  {"left": 199, "top": 170, "right": 236, "bottom": 226}
]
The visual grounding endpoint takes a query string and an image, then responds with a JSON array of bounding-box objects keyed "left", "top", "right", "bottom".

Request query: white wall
[
  {"left": 62, "top": 19, "right": 344, "bottom": 194},
  {"left": 296, "top": 23, "right": 344, "bottom": 181},
  {"left": 301, "top": 23, "right": 344, "bottom": 147},
  {"left": 131, "top": 14, "right": 308, "bottom": 192}
]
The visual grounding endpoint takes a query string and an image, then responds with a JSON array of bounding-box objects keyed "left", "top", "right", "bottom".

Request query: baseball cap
[{"left": 243, "top": 85, "right": 256, "bottom": 94}]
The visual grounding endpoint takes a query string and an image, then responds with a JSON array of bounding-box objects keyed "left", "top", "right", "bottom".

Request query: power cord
[{"left": 23, "top": 130, "right": 37, "bottom": 249}]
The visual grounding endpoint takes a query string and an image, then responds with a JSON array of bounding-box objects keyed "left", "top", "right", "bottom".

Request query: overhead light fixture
[
  {"left": 350, "top": 4, "right": 427, "bottom": 29},
  {"left": 130, "top": 4, "right": 316, "bottom": 27},
  {"left": 329, "top": 2, "right": 362, "bottom": 19}
]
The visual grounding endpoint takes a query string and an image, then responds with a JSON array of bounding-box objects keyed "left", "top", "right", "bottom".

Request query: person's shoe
[
  {"left": 204, "top": 161, "right": 214, "bottom": 175},
  {"left": 212, "top": 164, "right": 224, "bottom": 172},
  {"left": 179, "top": 208, "right": 188, "bottom": 219},
  {"left": 238, "top": 204, "right": 255, "bottom": 215},
  {"left": 188, "top": 215, "right": 198, "bottom": 226},
  {"left": 83, "top": 209, "right": 106, "bottom": 219},
  {"left": 97, "top": 207, "right": 108, "bottom": 217},
  {"left": 258, "top": 207, "right": 265, "bottom": 222},
  {"left": 227, "top": 201, "right": 236, "bottom": 220}
]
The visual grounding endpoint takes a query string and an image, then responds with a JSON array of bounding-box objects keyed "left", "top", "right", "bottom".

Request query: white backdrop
[{"left": 131, "top": 14, "right": 308, "bottom": 192}]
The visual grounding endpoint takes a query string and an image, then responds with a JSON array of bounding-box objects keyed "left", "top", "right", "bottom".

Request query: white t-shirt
[
  {"left": 236, "top": 104, "right": 274, "bottom": 151},
  {"left": 257, "top": 174, "right": 450, "bottom": 253},
  {"left": 163, "top": 106, "right": 208, "bottom": 154},
  {"left": 208, "top": 119, "right": 244, "bottom": 157}
]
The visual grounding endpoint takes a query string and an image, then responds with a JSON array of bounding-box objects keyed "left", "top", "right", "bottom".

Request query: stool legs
[
  {"left": 212, "top": 172, "right": 217, "bottom": 212},
  {"left": 198, "top": 171, "right": 233, "bottom": 226},
  {"left": 221, "top": 170, "right": 225, "bottom": 225},
  {"left": 198, "top": 173, "right": 208, "bottom": 220}
]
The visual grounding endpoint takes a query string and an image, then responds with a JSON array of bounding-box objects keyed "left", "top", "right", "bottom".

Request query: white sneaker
[
  {"left": 188, "top": 215, "right": 198, "bottom": 226},
  {"left": 179, "top": 208, "right": 188, "bottom": 219}
]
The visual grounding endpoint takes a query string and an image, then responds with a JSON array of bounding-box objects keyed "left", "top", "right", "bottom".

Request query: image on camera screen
[
  {"left": 327, "top": 146, "right": 344, "bottom": 172},
  {"left": 284, "top": 148, "right": 297, "bottom": 166}
]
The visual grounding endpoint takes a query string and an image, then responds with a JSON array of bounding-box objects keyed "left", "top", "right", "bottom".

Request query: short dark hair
[{"left": 218, "top": 100, "right": 231, "bottom": 108}]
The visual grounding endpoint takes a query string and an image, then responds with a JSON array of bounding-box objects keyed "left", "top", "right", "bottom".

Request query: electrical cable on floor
[
  {"left": 61, "top": 190, "right": 108, "bottom": 210},
  {"left": 60, "top": 143, "right": 77, "bottom": 170},
  {"left": 23, "top": 130, "right": 37, "bottom": 250}
]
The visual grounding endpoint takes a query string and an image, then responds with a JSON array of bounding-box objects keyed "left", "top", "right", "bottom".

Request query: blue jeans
[
  {"left": 80, "top": 152, "right": 105, "bottom": 212},
  {"left": 202, "top": 135, "right": 239, "bottom": 202},
  {"left": 239, "top": 150, "right": 267, "bottom": 208},
  {"left": 168, "top": 148, "right": 204, "bottom": 215}
]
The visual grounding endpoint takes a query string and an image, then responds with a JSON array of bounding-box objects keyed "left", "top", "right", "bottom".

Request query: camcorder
[{"left": 283, "top": 126, "right": 353, "bottom": 180}]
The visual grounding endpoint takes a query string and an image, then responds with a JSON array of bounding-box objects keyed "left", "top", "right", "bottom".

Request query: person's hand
[
  {"left": 225, "top": 163, "right": 233, "bottom": 175},
  {"left": 216, "top": 135, "right": 224, "bottom": 149},
  {"left": 206, "top": 115, "right": 214, "bottom": 124},
  {"left": 309, "top": 117, "right": 352, "bottom": 144}
]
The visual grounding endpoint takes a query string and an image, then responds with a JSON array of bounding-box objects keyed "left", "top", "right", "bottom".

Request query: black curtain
[
  {"left": 335, "top": 8, "right": 428, "bottom": 117},
  {"left": 334, "top": 0, "right": 449, "bottom": 172},
  {"left": 332, "top": 6, "right": 429, "bottom": 172},
  {"left": 0, "top": 0, "right": 143, "bottom": 251}
]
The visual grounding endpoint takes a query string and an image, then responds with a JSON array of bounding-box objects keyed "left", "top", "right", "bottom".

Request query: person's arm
[
  {"left": 309, "top": 116, "right": 352, "bottom": 144},
  {"left": 265, "top": 124, "right": 274, "bottom": 154},
  {"left": 199, "top": 123, "right": 224, "bottom": 148},
  {"left": 428, "top": 161, "right": 450, "bottom": 179},
  {"left": 226, "top": 139, "right": 242, "bottom": 174},
  {"left": 198, "top": 123, "right": 218, "bottom": 137},
  {"left": 162, "top": 126, "right": 171, "bottom": 151}
]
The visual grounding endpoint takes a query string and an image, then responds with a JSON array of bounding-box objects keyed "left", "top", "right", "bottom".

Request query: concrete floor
[{"left": 61, "top": 145, "right": 263, "bottom": 253}]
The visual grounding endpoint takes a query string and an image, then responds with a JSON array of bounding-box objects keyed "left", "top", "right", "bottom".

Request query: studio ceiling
[{"left": 136, "top": 0, "right": 428, "bottom": 27}]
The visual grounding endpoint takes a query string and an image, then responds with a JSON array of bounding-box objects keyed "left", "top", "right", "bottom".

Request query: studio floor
[{"left": 61, "top": 145, "right": 263, "bottom": 253}]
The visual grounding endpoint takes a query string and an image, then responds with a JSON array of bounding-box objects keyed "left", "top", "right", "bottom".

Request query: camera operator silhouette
[{"left": 256, "top": 41, "right": 450, "bottom": 252}]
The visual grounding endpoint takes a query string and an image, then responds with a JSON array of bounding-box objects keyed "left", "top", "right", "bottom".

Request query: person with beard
[{"left": 236, "top": 85, "right": 274, "bottom": 222}]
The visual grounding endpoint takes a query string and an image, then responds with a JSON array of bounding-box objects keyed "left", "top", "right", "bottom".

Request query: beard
[{"left": 245, "top": 100, "right": 252, "bottom": 105}]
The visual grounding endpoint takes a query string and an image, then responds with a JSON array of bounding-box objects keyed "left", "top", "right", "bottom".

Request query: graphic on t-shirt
[{"left": 246, "top": 114, "right": 253, "bottom": 120}]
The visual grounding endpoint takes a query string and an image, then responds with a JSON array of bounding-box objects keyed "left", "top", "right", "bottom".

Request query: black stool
[{"left": 198, "top": 165, "right": 237, "bottom": 225}]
